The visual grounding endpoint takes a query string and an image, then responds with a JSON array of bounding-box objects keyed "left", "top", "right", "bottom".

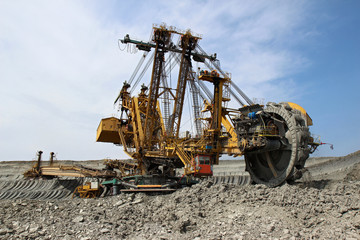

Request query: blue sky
[{"left": 0, "top": 0, "right": 358, "bottom": 160}]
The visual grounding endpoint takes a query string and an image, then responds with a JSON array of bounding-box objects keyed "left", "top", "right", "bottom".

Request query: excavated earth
[{"left": 0, "top": 151, "right": 359, "bottom": 240}]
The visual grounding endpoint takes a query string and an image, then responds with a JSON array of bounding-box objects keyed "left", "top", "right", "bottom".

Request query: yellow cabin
[{"left": 96, "top": 117, "right": 121, "bottom": 144}]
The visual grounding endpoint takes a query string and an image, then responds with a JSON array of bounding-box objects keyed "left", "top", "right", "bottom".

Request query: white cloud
[
  {"left": 0, "top": 0, "right": 315, "bottom": 160},
  {"left": 0, "top": 0, "right": 138, "bottom": 160}
]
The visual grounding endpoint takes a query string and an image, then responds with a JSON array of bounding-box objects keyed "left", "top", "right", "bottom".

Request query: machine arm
[{"left": 121, "top": 34, "right": 217, "bottom": 62}]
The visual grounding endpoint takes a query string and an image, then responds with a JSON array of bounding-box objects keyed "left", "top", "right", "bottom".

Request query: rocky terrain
[{"left": 0, "top": 151, "right": 359, "bottom": 239}]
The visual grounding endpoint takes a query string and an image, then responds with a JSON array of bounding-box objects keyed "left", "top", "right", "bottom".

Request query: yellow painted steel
[
  {"left": 72, "top": 182, "right": 101, "bottom": 199},
  {"left": 220, "top": 114, "right": 243, "bottom": 156},
  {"left": 202, "top": 99, "right": 243, "bottom": 157},
  {"left": 286, "top": 102, "right": 313, "bottom": 126},
  {"left": 96, "top": 117, "right": 121, "bottom": 143},
  {"left": 156, "top": 101, "right": 166, "bottom": 136},
  {"left": 133, "top": 97, "right": 145, "bottom": 146}
]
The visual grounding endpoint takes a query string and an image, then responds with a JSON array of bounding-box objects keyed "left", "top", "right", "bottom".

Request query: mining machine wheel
[{"left": 245, "top": 102, "right": 311, "bottom": 187}]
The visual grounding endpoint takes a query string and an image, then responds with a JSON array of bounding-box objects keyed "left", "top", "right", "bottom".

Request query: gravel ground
[
  {"left": 0, "top": 151, "right": 359, "bottom": 240},
  {"left": 0, "top": 179, "right": 359, "bottom": 240}
]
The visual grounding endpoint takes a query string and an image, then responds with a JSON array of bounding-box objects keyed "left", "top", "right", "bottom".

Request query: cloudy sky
[{"left": 0, "top": 0, "right": 359, "bottom": 161}]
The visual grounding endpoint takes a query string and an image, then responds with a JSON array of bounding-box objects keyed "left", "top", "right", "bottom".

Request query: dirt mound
[
  {"left": 345, "top": 162, "right": 360, "bottom": 181},
  {"left": 306, "top": 150, "right": 360, "bottom": 180}
]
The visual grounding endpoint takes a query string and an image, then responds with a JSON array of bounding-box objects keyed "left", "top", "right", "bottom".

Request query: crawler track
[{"left": 0, "top": 179, "right": 83, "bottom": 200}]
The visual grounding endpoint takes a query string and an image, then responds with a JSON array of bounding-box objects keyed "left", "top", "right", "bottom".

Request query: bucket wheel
[{"left": 245, "top": 102, "right": 311, "bottom": 187}]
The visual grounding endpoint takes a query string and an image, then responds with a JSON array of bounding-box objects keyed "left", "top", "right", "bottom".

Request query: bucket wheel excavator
[{"left": 96, "top": 24, "right": 320, "bottom": 189}]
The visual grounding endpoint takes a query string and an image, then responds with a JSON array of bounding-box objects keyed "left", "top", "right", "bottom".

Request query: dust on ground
[{"left": 0, "top": 151, "right": 359, "bottom": 239}]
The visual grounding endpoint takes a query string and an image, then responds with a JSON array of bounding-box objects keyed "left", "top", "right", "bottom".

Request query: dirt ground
[{"left": 0, "top": 151, "right": 359, "bottom": 239}]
